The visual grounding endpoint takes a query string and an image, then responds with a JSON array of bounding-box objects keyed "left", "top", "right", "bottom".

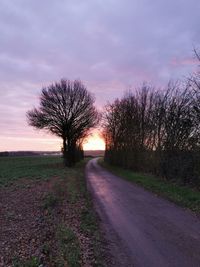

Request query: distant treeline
[
  {"left": 84, "top": 150, "right": 105, "bottom": 158},
  {"left": 103, "top": 53, "right": 200, "bottom": 188},
  {"left": 0, "top": 152, "right": 10, "bottom": 157},
  {"left": 0, "top": 151, "right": 40, "bottom": 157},
  {"left": 0, "top": 151, "right": 61, "bottom": 157}
]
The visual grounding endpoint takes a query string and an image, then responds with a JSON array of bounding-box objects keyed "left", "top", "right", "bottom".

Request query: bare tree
[
  {"left": 102, "top": 82, "right": 200, "bottom": 185},
  {"left": 27, "top": 79, "right": 99, "bottom": 166},
  {"left": 188, "top": 48, "right": 200, "bottom": 121}
]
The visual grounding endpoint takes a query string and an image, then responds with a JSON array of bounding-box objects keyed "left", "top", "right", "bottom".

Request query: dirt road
[{"left": 86, "top": 158, "right": 200, "bottom": 267}]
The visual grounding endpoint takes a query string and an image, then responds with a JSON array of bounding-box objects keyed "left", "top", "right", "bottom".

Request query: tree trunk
[
  {"left": 68, "top": 142, "right": 76, "bottom": 167},
  {"left": 62, "top": 137, "right": 68, "bottom": 166},
  {"left": 63, "top": 138, "right": 83, "bottom": 167}
]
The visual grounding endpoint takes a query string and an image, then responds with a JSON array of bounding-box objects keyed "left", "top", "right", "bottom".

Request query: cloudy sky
[{"left": 0, "top": 0, "right": 199, "bottom": 151}]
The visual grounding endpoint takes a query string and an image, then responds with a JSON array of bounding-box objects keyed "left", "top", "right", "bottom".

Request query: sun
[{"left": 83, "top": 132, "right": 105, "bottom": 151}]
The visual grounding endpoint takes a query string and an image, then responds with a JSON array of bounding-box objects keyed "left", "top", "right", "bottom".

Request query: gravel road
[{"left": 86, "top": 158, "right": 200, "bottom": 267}]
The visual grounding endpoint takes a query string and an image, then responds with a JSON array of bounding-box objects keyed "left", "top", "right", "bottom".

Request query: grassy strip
[
  {"left": 57, "top": 225, "right": 81, "bottom": 267},
  {"left": 63, "top": 160, "right": 105, "bottom": 267},
  {"left": 99, "top": 159, "right": 200, "bottom": 213},
  {"left": 12, "top": 256, "right": 40, "bottom": 267},
  {"left": 42, "top": 158, "right": 105, "bottom": 267}
]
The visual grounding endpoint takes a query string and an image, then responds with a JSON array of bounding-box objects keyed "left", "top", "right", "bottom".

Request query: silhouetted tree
[
  {"left": 103, "top": 82, "right": 200, "bottom": 186},
  {"left": 27, "top": 79, "right": 99, "bottom": 166},
  {"left": 189, "top": 48, "right": 200, "bottom": 122}
]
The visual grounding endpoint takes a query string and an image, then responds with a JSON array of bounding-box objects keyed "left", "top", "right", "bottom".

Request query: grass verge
[
  {"left": 57, "top": 225, "right": 81, "bottom": 267},
  {"left": 99, "top": 159, "right": 200, "bottom": 213},
  {"left": 41, "top": 158, "right": 106, "bottom": 266}
]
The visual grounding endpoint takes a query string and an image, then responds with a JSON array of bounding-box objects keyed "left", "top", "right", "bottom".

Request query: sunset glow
[
  {"left": 0, "top": 132, "right": 105, "bottom": 152},
  {"left": 83, "top": 133, "right": 105, "bottom": 151},
  {"left": 0, "top": 1, "right": 199, "bottom": 152}
]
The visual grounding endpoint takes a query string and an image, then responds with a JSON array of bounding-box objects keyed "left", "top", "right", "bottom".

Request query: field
[
  {"left": 0, "top": 156, "right": 109, "bottom": 267},
  {"left": 84, "top": 150, "right": 104, "bottom": 158},
  {"left": 0, "top": 156, "right": 66, "bottom": 187}
]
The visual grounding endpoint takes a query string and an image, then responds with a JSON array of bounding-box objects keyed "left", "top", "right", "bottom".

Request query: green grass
[
  {"left": 99, "top": 159, "right": 200, "bottom": 213},
  {"left": 62, "top": 161, "right": 105, "bottom": 266},
  {"left": 57, "top": 225, "right": 81, "bottom": 267},
  {"left": 42, "top": 192, "right": 59, "bottom": 210},
  {"left": 80, "top": 209, "right": 98, "bottom": 234},
  {"left": 0, "top": 156, "right": 74, "bottom": 187},
  {"left": 12, "top": 256, "right": 40, "bottom": 267}
]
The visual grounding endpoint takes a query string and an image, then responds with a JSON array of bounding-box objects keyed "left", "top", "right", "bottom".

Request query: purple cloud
[{"left": 0, "top": 0, "right": 199, "bottom": 150}]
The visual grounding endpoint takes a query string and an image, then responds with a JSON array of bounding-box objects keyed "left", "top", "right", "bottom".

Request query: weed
[
  {"left": 42, "top": 242, "right": 50, "bottom": 256},
  {"left": 12, "top": 256, "right": 40, "bottom": 267},
  {"left": 53, "top": 179, "right": 67, "bottom": 198},
  {"left": 43, "top": 193, "right": 58, "bottom": 210},
  {"left": 80, "top": 209, "right": 98, "bottom": 234},
  {"left": 57, "top": 225, "right": 81, "bottom": 267},
  {"left": 65, "top": 175, "right": 80, "bottom": 203}
]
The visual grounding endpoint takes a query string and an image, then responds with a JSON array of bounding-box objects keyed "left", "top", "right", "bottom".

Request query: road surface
[{"left": 86, "top": 158, "right": 200, "bottom": 267}]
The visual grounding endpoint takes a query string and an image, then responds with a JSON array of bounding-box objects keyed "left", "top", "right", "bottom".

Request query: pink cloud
[{"left": 170, "top": 57, "right": 199, "bottom": 66}]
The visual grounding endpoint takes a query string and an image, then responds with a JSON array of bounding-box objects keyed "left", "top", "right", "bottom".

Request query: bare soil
[{"left": 0, "top": 176, "right": 110, "bottom": 267}]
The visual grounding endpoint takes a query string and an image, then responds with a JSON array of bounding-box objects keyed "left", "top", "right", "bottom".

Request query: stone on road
[{"left": 86, "top": 158, "right": 200, "bottom": 267}]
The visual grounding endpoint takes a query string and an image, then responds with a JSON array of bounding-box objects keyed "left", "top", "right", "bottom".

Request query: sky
[{"left": 0, "top": 0, "right": 200, "bottom": 151}]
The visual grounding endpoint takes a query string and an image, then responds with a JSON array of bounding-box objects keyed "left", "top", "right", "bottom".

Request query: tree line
[
  {"left": 103, "top": 52, "right": 200, "bottom": 188},
  {"left": 27, "top": 50, "right": 200, "bottom": 189}
]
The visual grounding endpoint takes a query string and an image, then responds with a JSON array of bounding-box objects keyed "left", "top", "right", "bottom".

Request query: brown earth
[{"left": 0, "top": 176, "right": 110, "bottom": 267}]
